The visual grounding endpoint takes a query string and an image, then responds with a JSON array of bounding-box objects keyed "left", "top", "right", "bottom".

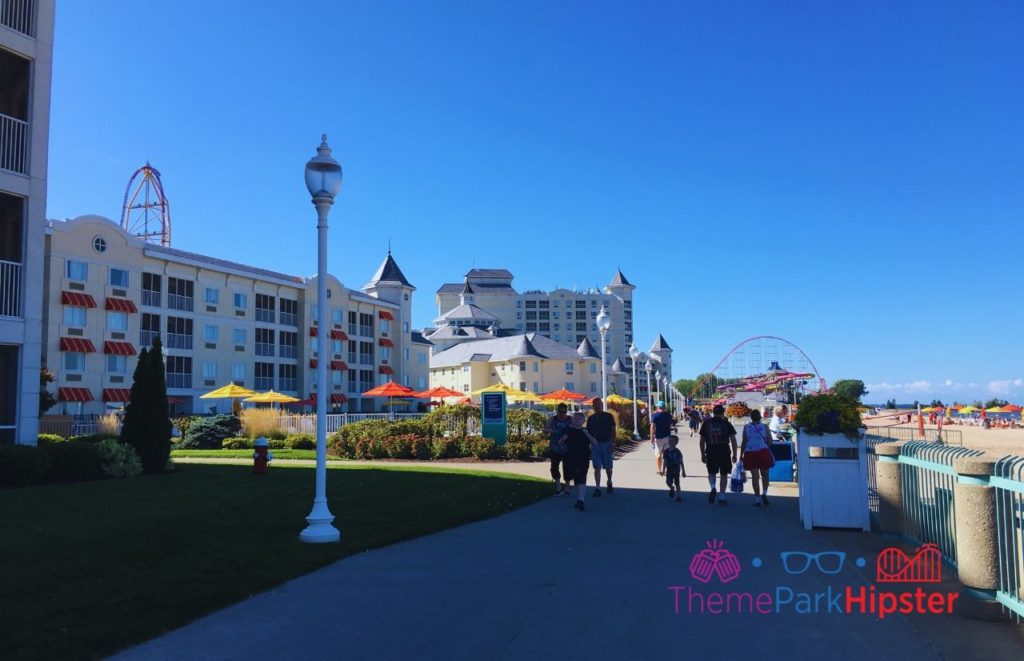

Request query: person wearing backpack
[
  {"left": 699, "top": 404, "right": 738, "bottom": 505},
  {"left": 741, "top": 409, "right": 775, "bottom": 506}
]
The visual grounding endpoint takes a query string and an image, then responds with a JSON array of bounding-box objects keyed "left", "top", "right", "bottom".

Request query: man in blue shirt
[{"left": 650, "top": 401, "right": 674, "bottom": 476}]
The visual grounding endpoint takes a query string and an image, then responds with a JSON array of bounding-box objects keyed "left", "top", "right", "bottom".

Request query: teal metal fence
[
  {"left": 865, "top": 434, "right": 896, "bottom": 521},
  {"left": 869, "top": 425, "right": 962, "bottom": 446},
  {"left": 994, "top": 455, "right": 1024, "bottom": 623},
  {"left": 899, "top": 441, "right": 982, "bottom": 565}
]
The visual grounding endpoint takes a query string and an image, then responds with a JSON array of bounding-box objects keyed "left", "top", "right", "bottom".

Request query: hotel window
[
  {"left": 532, "top": 382, "right": 539, "bottom": 392},
  {"left": 234, "top": 292, "right": 247, "bottom": 308},
  {"left": 348, "top": 340, "right": 357, "bottom": 364},
  {"left": 332, "top": 308, "right": 343, "bottom": 324},
  {"left": 64, "top": 306, "right": 86, "bottom": 327},
  {"left": 279, "top": 298, "right": 298, "bottom": 326},
  {"left": 332, "top": 339, "right": 343, "bottom": 354},
  {"left": 538, "top": 311, "right": 549, "bottom": 320},
  {"left": 358, "top": 313, "right": 374, "bottom": 338},
  {"left": 519, "top": 361, "right": 526, "bottom": 371},
  {"left": 66, "top": 259, "right": 88, "bottom": 281},
  {"left": 167, "top": 277, "right": 194, "bottom": 312},
  {"left": 107, "top": 355, "right": 127, "bottom": 374},
  {"left": 166, "top": 356, "right": 193, "bottom": 389},
  {"left": 255, "top": 294, "right": 275, "bottom": 323},
  {"left": 516, "top": 312, "right": 522, "bottom": 319},
  {"left": 233, "top": 328, "right": 245, "bottom": 347},
  {"left": 142, "top": 273, "right": 161, "bottom": 307},
  {"left": 526, "top": 311, "right": 536, "bottom": 320},
  {"left": 347, "top": 369, "right": 357, "bottom": 392},
  {"left": 516, "top": 301, "right": 522, "bottom": 308},
  {"left": 590, "top": 363, "right": 597, "bottom": 373},
  {"left": 110, "top": 268, "right": 129, "bottom": 288},
  {"left": 280, "top": 331, "right": 298, "bottom": 359},
  {"left": 532, "top": 362, "right": 539, "bottom": 372},
  {"left": 279, "top": 364, "right": 298, "bottom": 392},
  {"left": 539, "top": 323, "right": 550, "bottom": 332},
  {"left": 202, "top": 361, "right": 217, "bottom": 379},
  {"left": 347, "top": 310, "right": 357, "bottom": 335},
  {"left": 140, "top": 313, "right": 161, "bottom": 347},
  {"left": 418, "top": 352, "right": 426, "bottom": 365},
  {"left": 566, "top": 382, "right": 574, "bottom": 391},
  {"left": 591, "top": 300, "right": 597, "bottom": 307},
  {"left": 565, "top": 362, "right": 574, "bottom": 373},
  {"left": 418, "top": 376, "right": 426, "bottom": 389},
  {"left": 359, "top": 341, "right": 374, "bottom": 365},
  {"left": 575, "top": 300, "right": 585, "bottom": 309},
  {"left": 525, "top": 300, "right": 536, "bottom": 308},
  {"left": 166, "top": 317, "right": 193, "bottom": 350},
  {"left": 255, "top": 328, "right": 275, "bottom": 356},
  {"left": 331, "top": 369, "right": 342, "bottom": 386},
  {"left": 553, "top": 311, "right": 560, "bottom": 318},
  {"left": 566, "top": 312, "right": 573, "bottom": 319},
  {"left": 232, "top": 363, "right": 245, "bottom": 382},
  {"left": 402, "top": 348, "right": 410, "bottom": 361},
  {"left": 204, "top": 324, "right": 219, "bottom": 343},
  {"left": 380, "top": 319, "right": 390, "bottom": 334},
  {"left": 463, "top": 384, "right": 469, "bottom": 392},
  {"left": 107, "top": 311, "right": 128, "bottom": 332},
  {"left": 380, "top": 346, "right": 390, "bottom": 361},
  {"left": 553, "top": 300, "right": 560, "bottom": 307},
  {"left": 554, "top": 323, "right": 560, "bottom": 331},
  {"left": 525, "top": 323, "right": 536, "bottom": 331},
  {"left": 538, "top": 301, "right": 549, "bottom": 309},
  {"left": 576, "top": 322, "right": 586, "bottom": 331},
  {"left": 254, "top": 362, "right": 274, "bottom": 390},
  {"left": 402, "top": 322, "right": 409, "bottom": 333},
  {"left": 63, "top": 352, "right": 85, "bottom": 372},
  {"left": 624, "top": 300, "right": 631, "bottom": 309},
  {"left": 205, "top": 287, "right": 219, "bottom": 305}
]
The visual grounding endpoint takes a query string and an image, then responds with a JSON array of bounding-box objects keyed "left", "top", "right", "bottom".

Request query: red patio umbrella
[
  {"left": 414, "top": 386, "right": 463, "bottom": 399},
  {"left": 540, "top": 388, "right": 587, "bottom": 402},
  {"left": 363, "top": 380, "right": 417, "bottom": 412}
]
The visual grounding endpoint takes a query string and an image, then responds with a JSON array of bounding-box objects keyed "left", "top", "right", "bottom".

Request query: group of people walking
[{"left": 544, "top": 399, "right": 780, "bottom": 511}]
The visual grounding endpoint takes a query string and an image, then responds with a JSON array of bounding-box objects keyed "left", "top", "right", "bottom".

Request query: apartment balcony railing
[
  {"left": 0, "top": 113, "right": 28, "bottom": 175},
  {"left": 166, "top": 373, "right": 191, "bottom": 389},
  {"left": 0, "top": 259, "right": 22, "bottom": 318},
  {"left": 141, "top": 290, "right": 161, "bottom": 307},
  {"left": 166, "top": 333, "right": 193, "bottom": 350},
  {"left": 1, "top": 0, "right": 37, "bottom": 37},
  {"left": 280, "top": 312, "right": 297, "bottom": 327},
  {"left": 167, "top": 294, "right": 193, "bottom": 312},
  {"left": 139, "top": 330, "right": 160, "bottom": 349},
  {"left": 254, "top": 377, "right": 274, "bottom": 391},
  {"left": 279, "top": 345, "right": 297, "bottom": 359}
]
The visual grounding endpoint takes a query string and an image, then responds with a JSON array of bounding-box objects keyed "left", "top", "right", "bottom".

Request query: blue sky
[{"left": 47, "top": 1, "right": 1023, "bottom": 403}]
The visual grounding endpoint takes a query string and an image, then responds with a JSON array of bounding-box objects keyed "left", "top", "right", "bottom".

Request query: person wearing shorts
[
  {"left": 741, "top": 409, "right": 775, "bottom": 506},
  {"left": 699, "top": 404, "right": 737, "bottom": 505},
  {"left": 586, "top": 397, "right": 616, "bottom": 496},
  {"left": 544, "top": 403, "right": 573, "bottom": 495},
  {"left": 650, "top": 401, "right": 674, "bottom": 476},
  {"left": 687, "top": 408, "right": 701, "bottom": 437}
]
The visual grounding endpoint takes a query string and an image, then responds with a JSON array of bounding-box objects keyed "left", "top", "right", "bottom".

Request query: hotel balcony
[
  {"left": 1, "top": 0, "right": 37, "bottom": 38},
  {"left": 0, "top": 258, "right": 21, "bottom": 318},
  {"left": 0, "top": 47, "right": 30, "bottom": 176}
]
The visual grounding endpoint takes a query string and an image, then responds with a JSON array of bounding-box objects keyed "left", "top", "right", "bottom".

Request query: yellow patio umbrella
[
  {"left": 508, "top": 390, "right": 541, "bottom": 403},
  {"left": 958, "top": 406, "right": 978, "bottom": 413},
  {"left": 605, "top": 393, "right": 635, "bottom": 405},
  {"left": 244, "top": 390, "right": 300, "bottom": 405},
  {"left": 201, "top": 383, "right": 257, "bottom": 413},
  {"left": 921, "top": 406, "right": 938, "bottom": 413},
  {"left": 985, "top": 406, "right": 1004, "bottom": 413},
  {"left": 470, "top": 383, "right": 517, "bottom": 396}
]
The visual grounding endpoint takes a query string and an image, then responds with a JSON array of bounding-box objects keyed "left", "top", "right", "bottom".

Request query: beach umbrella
[
  {"left": 200, "top": 383, "right": 257, "bottom": 414},
  {"left": 244, "top": 390, "right": 300, "bottom": 405},
  {"left": 985, "top": 406, "right": 1003, "bottom": 413},
  {"left": 605, "top": 393, "right": 635, "bottom": 405},
  {"left": 363, "top": 380, "right": 417, "bottom": 412},
  {"left": 958, "top": 406, "right": 978, "bottom": 414},
  {"left": 508, "top": 390, "right": 541, "bottom": 404},
  {"left": 540, "top": 388, "right": 587, "bottom": 402},
  {"left": 470, "top": 383, "right": 518, "bottom": 396},
  {"left": 414, "top": 386, "right": 463, "bottom": 399},
  {"left": 1002, "top": 404, "right": 1022, "bottom": 412}
]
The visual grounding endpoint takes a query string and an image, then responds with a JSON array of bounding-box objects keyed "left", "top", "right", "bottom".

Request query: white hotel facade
[
  {"left": 42, "top": 216, "right": 429, "bottom": 417},
  {"left": 0, "top": 0, "right": 54, "bottom": 444}
]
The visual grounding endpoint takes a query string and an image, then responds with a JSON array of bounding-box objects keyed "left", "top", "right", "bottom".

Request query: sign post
[{"left": 481, "top": 392, "right": 507, "bottom": 444}]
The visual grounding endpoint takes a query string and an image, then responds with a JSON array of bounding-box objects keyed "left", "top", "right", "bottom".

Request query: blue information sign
[{"left": 481, "top": 392, "right": 507, "bottom": 444}]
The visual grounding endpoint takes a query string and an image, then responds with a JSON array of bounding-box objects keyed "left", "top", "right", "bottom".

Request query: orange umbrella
[
  {"left": 540, "top": 388, "right": 587, "bottom": 402},
  {"left": 363, "top": 380, "right": 417, "bottom": 412},
  {"left": 414, "top": 386, "right": 463, "bottom": 399}
]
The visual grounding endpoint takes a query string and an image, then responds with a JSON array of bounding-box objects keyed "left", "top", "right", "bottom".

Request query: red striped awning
[
  {"left": 379, "top": 365, "right": 394, "bottom": 375},
  {"left": 378, "top": 310, "right": 394, "bottom": 321},
  {"left": 59, "top": 337, "right": 96, "bottom": 353},
  {"left": 58, "top": 387, "right": 93, "bottom": 402},
  {"left": 102, "top": 388, "right": 132, "bottom": 403},
  {"left": 330, "top": 360, "right": 348, "bottom": 371},
  {"left": 378, "top": 338, "right": 394, "bottom": 348},
  {"left": 105, "top": 297, "right": 138, "bottom": 313},
  {"left": 330, "top": 329, "right": 348, "bottom": 340},
  {"left": 104, "top": 341, "right": 137, "bottom": 356},
  {"left": 309, "top": 326, "right": 318, "bottom": 337},
  {"left": 61, "top": 291, "right": 97, "bottom": 308},
  {"left": 330, "top": 394, "right": 347, "bottom": 404},
  {"left": 309, "top": 358, "right": 318, "bottom": 368}
]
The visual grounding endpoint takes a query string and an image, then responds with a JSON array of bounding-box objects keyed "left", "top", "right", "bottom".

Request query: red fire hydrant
[{"left": 253, "top": 436, "right": 272, "bottom": 474}]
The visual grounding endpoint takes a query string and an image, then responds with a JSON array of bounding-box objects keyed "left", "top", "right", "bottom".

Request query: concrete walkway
[{"left": 120, "top": 431, "right": 1022, "bottom": 660}]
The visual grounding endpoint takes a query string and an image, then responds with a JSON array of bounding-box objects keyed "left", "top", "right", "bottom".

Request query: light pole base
[
  {"left": 300, "top": 507, "right": 340, "bottom": 543},
  {"left": 633, "top": 433, "right": 641, "bottom": 441}
]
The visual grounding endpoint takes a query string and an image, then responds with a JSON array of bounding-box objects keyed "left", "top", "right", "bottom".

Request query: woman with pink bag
[{"left": 740, "top": 409, "right": 775, "bottom": 506}]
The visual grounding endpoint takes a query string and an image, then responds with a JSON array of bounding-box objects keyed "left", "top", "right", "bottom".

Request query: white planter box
[{"left": 796, "top": 429, "right": 869, "bottom": 531}]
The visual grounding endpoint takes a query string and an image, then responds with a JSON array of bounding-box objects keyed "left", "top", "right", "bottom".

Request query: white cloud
[
  {"left": 867, "top": 381, "right": 933, "bottom": 394},
  {"left": 987, "top": 379, "right": 1024, "bottom": 395}
]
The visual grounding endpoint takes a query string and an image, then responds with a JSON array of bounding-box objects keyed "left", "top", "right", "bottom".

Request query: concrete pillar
[
  {"left": 952, "top": 454, "right": 1005, "bottom": 621},
  {"left": 875, "top": 441, "right": 905, "bottom": 535}
]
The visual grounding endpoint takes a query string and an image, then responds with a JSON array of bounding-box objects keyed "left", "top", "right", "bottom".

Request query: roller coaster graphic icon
[{"left": 876, "top": 543, "right": 943, "bottom": 583}]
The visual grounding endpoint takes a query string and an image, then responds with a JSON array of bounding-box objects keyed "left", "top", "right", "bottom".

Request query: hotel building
[
  {"left": 0, "top": 0, "right": 55, "bottom": 444},
  {"left": 42, "top": 215, "right": 420, "bottom": 416}
]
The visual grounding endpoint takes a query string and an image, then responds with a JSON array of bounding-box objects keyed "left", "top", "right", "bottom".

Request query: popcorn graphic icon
[{"left": 689, "top": 539, "right": 742, "bottom": 584}]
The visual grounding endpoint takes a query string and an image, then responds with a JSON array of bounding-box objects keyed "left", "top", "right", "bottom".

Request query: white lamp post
[
  {"left": 596, "top": 305, "right": 610, "bottom": 402},
  {"left": 300, "top": 135, "right": 342, "bottom": 544},
  {"left": 628, "top": 343, "right": 640, "bottom": 439},
  {"left": 645, "top": 360, "right": 654, "bottom": 415}
]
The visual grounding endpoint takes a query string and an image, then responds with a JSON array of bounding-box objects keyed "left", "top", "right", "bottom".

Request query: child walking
[{"left": 663, "top": 435, "right": 684, "bottom": 502}]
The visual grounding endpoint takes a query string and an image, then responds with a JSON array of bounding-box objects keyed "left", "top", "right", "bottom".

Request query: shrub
[
  {"left": 530, "top": 438, "right": 549, "bottom": 458},
  {"left": 329, "top": 432, "right": 356, "bottom": 459},
  {"left": 266, "top": 429, "right": 288, "bottom": 441},
  {"left": 120, "top": 338, "right": 173, "bottom": 473},
  {"left": 469, "top": 437, "right": 499, "bottom": 460},
  {"left": 284, "top": 434, "right": 315, "bottom": 449},
  {"left": 411, "top": 436, "right": 431, "bottom": 460},
  {"left": 429, "top": 437, "right": 457, "bottom": 460},
  {"left": 37, "top": 433, "right": 64, "bottom": 446},
  {"left": 384, "top": 435, "right": 416, "bottom": 459},
  {"left": 507, "top": 409, "right": 547, "bottom": 441},
  {"left": 793, "top": 393, "right": 863, "bottom": 438},
  {"left": 66, "top": 433, "right": 119, "bottom": 444},
  {"left": 170, "top": 436, "right": 182, "bottom": 446},
  {"left": 268, "top": 438, "right": 287, "bottom": 449},
  {"left": 502, "top": 440, "right": 531, "bottom": 460},
  {"left": 97, "top": 412, "right": 121, "bottom": 436},
  {"left": 221, "top": 437, "right": 253, "bottom": 449},
  {"left": 615, "top": 428, "right": 633, "bottom": 445},
  {"left": 423, "top": 404, "right": 480, "bottom": 439},
  {"left": 181, "top": 414, "right": 241, "bottom": 449},
  {"left": 0, "top": 445, "right": 52, "bottom": 487},
  {"left": 96, "top": 439, "right": 143, "bottom": 478},
  {"left": 172, "top": 415, "right": 199, "bottom": 438},
  {"left": 46, "top": 441, "right": 105, "bottom": 482},
  {"left": 239, "top": 408, "right": 284, "bottom": 439}
]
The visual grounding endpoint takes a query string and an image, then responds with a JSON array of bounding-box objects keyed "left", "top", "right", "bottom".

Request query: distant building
[
  {"left": 42, "top": 216, "right": 419, "bottom": 415},
  {"left": 1, "top": 0, "right": 56, "bottom": 444}
]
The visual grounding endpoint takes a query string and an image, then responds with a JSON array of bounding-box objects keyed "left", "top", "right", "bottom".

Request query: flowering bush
[
  {"left": 725, "top": 402, "right": 751, "bottom": 418},
  {"left": 793, "top": 393, "right": 863, "bottom": 438},
  {"left": 96, "top": 439, "right": 143, "bottom": 478}
]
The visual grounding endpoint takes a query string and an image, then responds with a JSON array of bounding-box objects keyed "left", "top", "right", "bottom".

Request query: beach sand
[{"left": 867, "top": 420, "right": 1023, "bottom": 458}]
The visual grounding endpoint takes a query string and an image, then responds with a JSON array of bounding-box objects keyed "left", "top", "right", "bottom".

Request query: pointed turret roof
[
  {"left": 510, "top": 334, "right": 543, "bottom": 359},
  {"left": 610, "top": 358, "right": 627, "bottom": 374},
  {"left": 609, "top": 268, "right": 633, "bottom": 288},
  {"left": 461, "top": 280, "right": 475, "bottom": 295},
  {"left": 367, "top": 251, "right": 412, "bottom": 288},
  {"left": 577, "top": 337, "right": 600, "bottom": 360},
  {"left": 650, "top": 334, "right": 671, "bottom": 351}
]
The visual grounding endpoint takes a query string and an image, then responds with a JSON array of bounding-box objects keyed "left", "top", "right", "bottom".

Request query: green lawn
[
  {"left": 1, "top": 463, "right": 548, "bottom": 660},
  {"left": 171, "top": 448, "right": 336, "bottom": 460}
]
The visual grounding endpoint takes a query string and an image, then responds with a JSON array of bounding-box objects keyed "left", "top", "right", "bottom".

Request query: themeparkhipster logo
[{"left": 668, "top": 540, "right": 959, "bottom": 619}]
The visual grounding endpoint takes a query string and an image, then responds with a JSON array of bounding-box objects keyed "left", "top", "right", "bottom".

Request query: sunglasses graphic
[{"left": 780, "top": 551, "right": 846, "bottom": 575}]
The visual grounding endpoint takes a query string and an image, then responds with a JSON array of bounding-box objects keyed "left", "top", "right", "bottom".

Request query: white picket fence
[{"left": 277, "top": 413, "right": 433, "bottom": 436}]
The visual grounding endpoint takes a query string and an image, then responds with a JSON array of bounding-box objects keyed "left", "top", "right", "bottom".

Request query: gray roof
[
  {"left": 431, "top": 333, "right": 583, "bottom": 368},
  {"left": 424, "top": 326, "right": 494, "bottom": 341},
  {"left": 650, "top": 334, "right": 672, "bottom": 351},
  {"left": 367, "top": 252, "right": 413, "bottom": 288},
  {"left": 609, "top": 358, "right": 628, "bottom": 374},
  {"left": 411, "top": 331, "right": 432, "bottom": 345},
  {"left": 146, "top": 244, "right": 304, "bottom": 285},
  {"left": 434, "top": 303, "right": 499, "bottom": 324},
  {"left": 577, "top": 337, "right": 601, "bottom": 359},
  {"left": 436, "top": 283, "right": 464, "bottom": 294},
  {"left": 609, "top": 269, "right": 633, "bottom": 287},
  {"left": 466, "top": 268, "right": 513, "bottom": 278},
  {"left": 461, "top": 281, "right": 475, "bottom": 295}
]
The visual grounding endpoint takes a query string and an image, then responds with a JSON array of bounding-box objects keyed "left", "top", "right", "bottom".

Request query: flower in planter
[{"left": 793, "top": 393, "right": 863, "bottom": 438}]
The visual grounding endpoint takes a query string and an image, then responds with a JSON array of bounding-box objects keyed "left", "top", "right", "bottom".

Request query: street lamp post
[
  {"left": 596, "top": 305, "right": 610, "bottom": 403},
  {"left": 300, "top": 135, "right": 342, "bottom": 544},
  {"left": 628, "top": 343, "right": 640, "bottom": 439},
  {"left": 645, "top": 360, "right": 653, "bottom": 414}
]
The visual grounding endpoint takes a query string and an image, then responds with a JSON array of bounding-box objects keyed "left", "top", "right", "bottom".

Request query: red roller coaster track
[{"left": 689, "top": 335, "right": 826, "bottom": 399}]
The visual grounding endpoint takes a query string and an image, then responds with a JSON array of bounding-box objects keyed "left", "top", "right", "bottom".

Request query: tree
[
  {"left": 832, "top": 379, "right": 868, "bottom": 402},
  {"left": 120, "top": 338, "right": 172, "bottom": 473},
  {"left": 39, "top": 364, "right": 57, "bottom": 416},
  {"left": 884, "top": 399, "right": 897, "bottom": 409},
  {"left": 929, "top": 399, "right": 944, "bottom": 408},
  {"left": 984, "top": 398, "right": 1009, "bottom": 409}
]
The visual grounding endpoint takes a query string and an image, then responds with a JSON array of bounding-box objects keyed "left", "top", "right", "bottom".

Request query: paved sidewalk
[{"left": 118, "top": 431, "right": 1022, "bottom": 660}]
